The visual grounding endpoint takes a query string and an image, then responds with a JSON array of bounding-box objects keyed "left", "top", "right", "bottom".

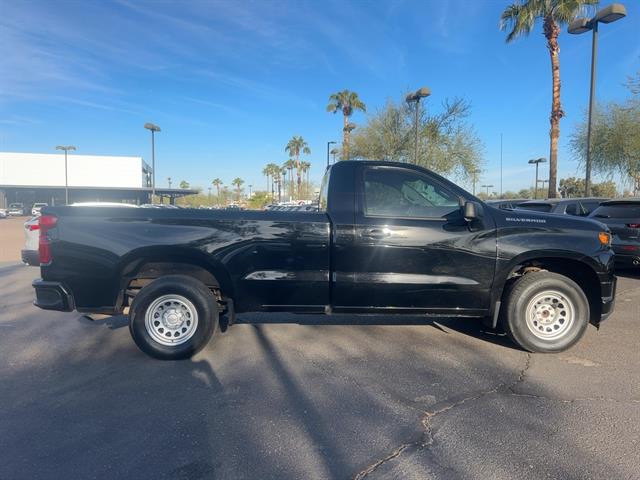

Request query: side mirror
[{"left": 463, "top": 201, "right": 483, "bottom": 222}]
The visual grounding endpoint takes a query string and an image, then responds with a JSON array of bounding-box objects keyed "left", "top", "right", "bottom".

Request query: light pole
[
  {"left": 528, "top": 157, "right": 547, "bottom": 199},
  {"left": 568, "top": 3, "right": 626, "bottom": 197},
  {"left": 538, "top": 179, "right": 549, "bottom": 193},
  {"left": 405, "top": 87, "right": 431, "bottom": 164},
  {"left": 330, "top": 148, "right": 339, "bottom": 163},
  {"left": 248, "top": 184, "right": 253, "bottom": 198},
  {"left": 481, "top": 184, "right": 494, "bottom": 197},
  {"left": 326, "top": 141, "right": 337, "bottom": 167},
  {"left": 167, "top": 177, "right": 172, "bottom": 188},
  {"left": 144, "top": 122, "right": 161, "bottom": 202},
  {"left": 55, "top": 145, "right": 76, "bottom": 204},
  {"left": 208, "top": 187, "right": 212, "bottom": 202}
]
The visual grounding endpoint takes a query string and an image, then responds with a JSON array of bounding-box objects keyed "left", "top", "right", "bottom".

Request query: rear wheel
[
  {"left": 129, "top": 275, "right": 218, "bottom": 360},
  {"left": 503, "top": 271, "right": 589, "bottom": 353}
]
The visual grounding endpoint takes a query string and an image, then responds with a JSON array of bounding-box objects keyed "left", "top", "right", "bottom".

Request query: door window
[{"left": 363, "top": 167, "right": 460, "bottom": 218}]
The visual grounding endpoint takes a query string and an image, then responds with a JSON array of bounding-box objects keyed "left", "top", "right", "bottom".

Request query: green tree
[
  {"left": 212, "top": 178, "right": 223, "bottom": 204},
  {"left": 248, "top": 191, "right": 271, "bottom": 210},
  {"left": 560, "top": 177, "right": 617, "bottom": 198},
  {"left": 285, "top": 136, "right": 310, "bottom": 198},
  {"left": 350, "top": 95, "right": 483, "bottom": 181},
  {"left": 327, "top": 90, "right": 366, "bottom": 160},
  {"left": 232, "top": 177, "right": 244, "bottom": 201},
  {"left": 571, "top": 97, "right": 640, "bottom": 196},
  {"left": 500, "top": 0, "right": 598, "bottom": 198},
  {"left": 179, "top": 180, "right": 190, "bottom": 189}
]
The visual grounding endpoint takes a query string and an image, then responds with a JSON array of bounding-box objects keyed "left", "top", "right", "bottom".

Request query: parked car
[
  {"left": 8, "top": 203, "right": 27, "bottom": 216},
  {"left": 31, "top": 203, "right": 48, "bottom": 216},
  {"left": 590, "top": 199, "right": 640, "bottom": 268},
  {"left": 33, "top": 161, "right": 615, "bottom": 360},
  {"left": 0, "top": 208, "right": 7, "bottom": 219},
  {"left": 22, "top": 216, "right": 40, "bottom": 266},
  {"left": 485, "top": 199, "right": 530, "bottom": 210},
  {"left": 517, "top": 198, "right": 606, "bottom": 217}
]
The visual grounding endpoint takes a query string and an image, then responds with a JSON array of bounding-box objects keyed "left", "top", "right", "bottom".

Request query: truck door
[{"left": 331, "top": 164, "right": 496, "bottom": 314}]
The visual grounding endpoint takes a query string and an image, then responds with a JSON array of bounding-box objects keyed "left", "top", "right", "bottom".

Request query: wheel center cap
[{"left": 164, "top": 310, "right": 182, "bottom": 328}]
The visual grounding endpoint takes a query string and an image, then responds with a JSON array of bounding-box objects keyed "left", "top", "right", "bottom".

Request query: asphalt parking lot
[{"left": 0, "top": 260, "right": 639, "bottom": 480}]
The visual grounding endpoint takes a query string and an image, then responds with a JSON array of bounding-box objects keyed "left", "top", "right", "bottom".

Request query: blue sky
[{"left": 1, "top": 0, "right": 638, "bottom": 193}]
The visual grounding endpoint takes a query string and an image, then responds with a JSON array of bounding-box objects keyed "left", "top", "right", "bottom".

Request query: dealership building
[{"left": 0, "top": 152, "right": 197, "bottom": 208}]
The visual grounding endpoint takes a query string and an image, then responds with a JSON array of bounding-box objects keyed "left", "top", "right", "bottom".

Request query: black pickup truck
[{"left": 33, "top": 161, "right": 616, "bottom": 360}]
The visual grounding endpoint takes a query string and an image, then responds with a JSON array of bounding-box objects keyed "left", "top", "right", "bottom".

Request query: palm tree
[
  {"left": 300, "top": 161, "right": 311, "bottom": 198},
  {"left": 500, "top": 0, "right": 597, "bottom": 198},
  {"left": 284, "top": 136, "right": 310, "bottom": 198},
  {"left": 266, "top": 163, "right": 280, "bottom": 200},
  {"left": 262, "top": 166, "right": 271, "bottom": 197},
  {"left": 281, "top": 166, "right": 288, "bottom": 201},
  {"left": 283, "top": 159, "right": 295, "bottom": 198},
  {"left": 232, "top": 177, "right": 244, "bottom": 201},
  {"left": 179, "top": 180, "right": 189, "bottom": 189},
  {"left": 327, "top": 90, "right": 366, "bottom": 161},
  {"left": 212, "top": 178, "right": 223, "bottom": 204}
]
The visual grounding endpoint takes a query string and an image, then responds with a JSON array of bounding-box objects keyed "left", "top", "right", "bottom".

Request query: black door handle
[{"left": 361, "top": 228, "right": 390, "bottom": 239}]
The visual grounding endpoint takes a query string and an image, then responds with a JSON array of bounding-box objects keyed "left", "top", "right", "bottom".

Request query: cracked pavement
[{"left": 0, "top": 264, "right": 639, "bottom": 479}]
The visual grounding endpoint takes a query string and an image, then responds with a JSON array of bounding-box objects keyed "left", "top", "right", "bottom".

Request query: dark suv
[
  {"left": 517, "top": 198, "right": 606, "bottom": 217},
  {"left": 590, "top": 199, "right": 640, "bottom": 268}
]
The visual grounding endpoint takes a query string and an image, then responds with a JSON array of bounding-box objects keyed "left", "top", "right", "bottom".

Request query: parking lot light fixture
[
  {"left": 528, "top": 157, "right": 547, "bottom": 199},
  {"left": 568, "top": 3, "right": 626, "bottom": 197},
  {"left": 405, "top": 86, "right": 431, "bottom": 164},
  {"left": 55, "top": 145, "right": 76, "bottom": 204},
  {"left": 481, "top": 184, "right": 494, "bottom": 197},
  {"left": 144, "top": 123, "right": 161, "bottom": 201}
]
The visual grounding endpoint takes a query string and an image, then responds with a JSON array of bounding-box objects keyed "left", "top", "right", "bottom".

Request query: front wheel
[
  {"left": 129, "top": 275, "right": 218, "bottom": 360},
  {"left": 502, "top": 271, "right": 590, "bottom": 353}
]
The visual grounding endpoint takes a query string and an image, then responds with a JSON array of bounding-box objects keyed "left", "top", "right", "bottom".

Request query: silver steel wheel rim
[
  {"left": 144, "top": 294, "right": 198, "bottom": 346},
  {"left": 525, "top": 290, "right": 575, "bottom": 340}
]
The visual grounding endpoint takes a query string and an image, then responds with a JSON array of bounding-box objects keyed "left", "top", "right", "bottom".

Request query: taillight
[
  {"left": 28, "top": 224, "right": 40, "bottom": 231},
  {"left": 39, "top": 214, "right": 57, "bottom": 265},
  {"left": 627, "top": 223, "right": 640, "bottom": 229}
]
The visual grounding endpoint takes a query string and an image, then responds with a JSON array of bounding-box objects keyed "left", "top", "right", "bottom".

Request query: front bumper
[{"left": 32, "top": 279, "right": 75, "bottom": 312}]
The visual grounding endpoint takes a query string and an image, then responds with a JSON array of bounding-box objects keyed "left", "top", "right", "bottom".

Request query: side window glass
[
  {"left": 363, "top": 167, "right": 459, "bottom": 218},
  {"left": 565, "top": 203, "right": 578, "bottom": 216}
]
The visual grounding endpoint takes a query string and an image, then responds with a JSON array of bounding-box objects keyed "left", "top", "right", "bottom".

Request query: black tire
[
  {"left": 502, "top": 271, "right": 590, "bottom": 353},
  {"left": 129, "top": 275, "right": 218, "bottom": 360}
]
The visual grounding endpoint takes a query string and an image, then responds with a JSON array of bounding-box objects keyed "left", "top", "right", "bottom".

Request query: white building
[{"left": 0, "top": 152, "right": 195, "bottom": 208}]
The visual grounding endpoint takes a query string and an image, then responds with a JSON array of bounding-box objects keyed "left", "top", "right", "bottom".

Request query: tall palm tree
[
  {"left": 500, "top": 0, "right": 597, "bottom": 198},
  {"left": 266, "top": 163, "right": 280, "bottom": 200},
  {"left": 300, "top": 161, "right": 311, "bottom": 198},
  {"left": 262, "top": 166, "right": 271, "bottom": 197},
  {"left": 284, "top": 136, "right": 310, "bottom": 199},
  {"left": 327, "top": 90, "right": 366, "bottom": 161},
  {"left": 283, "top": 159, "right": 295, "bottom": 198},
  {"left": 232, "top": 177, "right": 244, "bottom": 201},
  {"left": 212, "top": 178, "right": 222, "bottom": 204}
]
